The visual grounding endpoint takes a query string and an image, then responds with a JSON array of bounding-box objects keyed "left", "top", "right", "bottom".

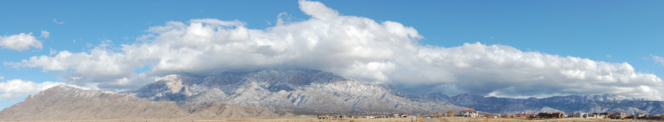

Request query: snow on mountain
[
  {"left": 127, "top": 69, "right": 664, "bottom": 115},
  {"left": 419, "top": 93, "right": 664, "bottom": 114},
  {"left": 130, "top": 69, "right": 469, "bottom": 115}
]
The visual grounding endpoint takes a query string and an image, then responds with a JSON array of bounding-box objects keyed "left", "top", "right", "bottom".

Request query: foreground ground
[{"left": 1, "top": 117, "right": 660, "bottom": 122}]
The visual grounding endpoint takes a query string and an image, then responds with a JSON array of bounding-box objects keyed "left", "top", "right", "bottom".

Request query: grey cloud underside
[
  {"left": 0, "top": 32, "right": 42, "bottom": 51},
  {"left": 130, "top": 69, "right": 470, "bottom": 114}
]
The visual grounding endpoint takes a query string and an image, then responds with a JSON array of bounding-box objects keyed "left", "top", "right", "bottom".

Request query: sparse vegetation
[
  {"left": 447, "top": 110, "right": 454, "bottom": 117},
  {"left": 0, "top": 117, "right": 641, "bottom": 122}
]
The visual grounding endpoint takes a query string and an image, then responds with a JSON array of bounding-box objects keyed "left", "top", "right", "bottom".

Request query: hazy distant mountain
[
  {"left": 419, "top": 93, "right": 664, "bottom": 114},
  {"left": 0, "top": 85, "right": 285, "bottom": 121},
  {"left": 130, "top": 69, "right": 470, "bottom": 115}
]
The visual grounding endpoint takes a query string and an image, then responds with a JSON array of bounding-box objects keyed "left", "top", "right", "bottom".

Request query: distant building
[
  {"left": 537, "top": 112, "right": 552, "bottom": 118},
  {"left": 318, "top": 114, "right": 330, "bottom": 119},
  {"left": 646, "top": 114, "right": 661, "bottom": 120},
  {"left": 518, "top": 113, "right": 533, "bottom": 118},
  {"left": 634, "top": 113, "right": 645, "bottom": 119},
  {"left": 392, "top": 113, "right": 400, "bottom": 118},
  {"left": 333, "top": 115, "right": 349, "bottom": 119},
  {"left": 587, "top": 113, "right": 604, "bottom": 119},
  {"left": 551, "top": 112, "right": 564, "bottom": 118},
  {"left": 482, "top": 114, "right": 492, "bottom": 118},
  {"left": 459, "top": 110, "right": 478, "bottom": 117},
  {"left": 598, "top": 112, "right": 613, "bottom": 118},
  {"left": 400, "top": 113, "right": 409, "bottom": 118},
  {"left": 572, "top": 112, "right": 587, "bottom": 118},
  {"left": 609, "top": 112, "right": 625, "bottom": 119}
]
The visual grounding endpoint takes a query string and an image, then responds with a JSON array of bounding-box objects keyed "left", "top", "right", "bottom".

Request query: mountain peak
[
  {"left": 48, "top": 84, "right": 75, "bottom": 90},
  {"left": 132, "top": 69, "right": 469, "bottom": 114},
  {"left": 38, "top": 84, "right": 82, "bottom": 95}
]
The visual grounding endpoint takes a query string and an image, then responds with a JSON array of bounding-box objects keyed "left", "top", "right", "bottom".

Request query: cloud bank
[
  {"left": 0, "top": 79, "right": 65, "bottom": 101},
  {"left": 0, "top": 33, "right": 43, "bottom": 52},
  {"left": 6, "top": 0, "right": 663, "bottom": 100}
]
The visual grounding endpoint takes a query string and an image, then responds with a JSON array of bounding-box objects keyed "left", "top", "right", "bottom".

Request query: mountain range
[
  {"left": 1, "top": 69, "right": 663, "bottom": 120},
  {"left": 416, "top": 93, "right": 664, "bottom": 114},
  {"left": 128, "top": 69, "right": 664, "bottom": 114},
  {"left": 129, "top": 69, "right": 469, "bottom": 115}
]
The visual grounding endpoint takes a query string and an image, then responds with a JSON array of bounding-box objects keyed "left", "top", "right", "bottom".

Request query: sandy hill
[{"left": 0, "top": 85, "right": 288, "bottom": 121}]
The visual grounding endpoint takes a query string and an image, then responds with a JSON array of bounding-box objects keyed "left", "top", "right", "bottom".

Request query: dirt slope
[{"left": 0, "top": 85, "right": 287, "bottom": 121}]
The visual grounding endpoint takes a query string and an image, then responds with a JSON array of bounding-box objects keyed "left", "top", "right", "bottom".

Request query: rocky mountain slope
[
  {"left": 130, "top": 69, "right": 470, "bottom": 115},
  {"left": 418, "top": 93, "right": 664, "bottom": 114},
  {"left": 0, "top": 85, "right": 286, "bottom": 121}
]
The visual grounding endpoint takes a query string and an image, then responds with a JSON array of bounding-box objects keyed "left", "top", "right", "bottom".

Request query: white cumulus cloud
[
  {"left": 49, "top": 48, "right": 57, "bottom": 55},
  {"left": 53, "top": 19, "right": 65, "bottom": 24},
  {"left": 6, "top": 0, "right": 664, "bottom": 100},
  {"left": 0, "top": 33, "right": 43, "bottom": 52},
  {"left": 652, "top": 55, "right": 664, "bottom": 66},
  {"left": 0, "top": 79, "right": 65, "bottom": 101},
  {"left": 41, "top": 30, "right": 50, "bottom": 38},
  {"left": 298, "top": 0, "right": 339, "bottom": 20},
  {"left": 394, "top": 43, "right": 663, "bottom": 100}
]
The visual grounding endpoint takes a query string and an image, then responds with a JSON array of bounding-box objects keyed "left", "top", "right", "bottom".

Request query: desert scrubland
[{"left": 0, "top": 117, "right": 654, "bottom": 122}]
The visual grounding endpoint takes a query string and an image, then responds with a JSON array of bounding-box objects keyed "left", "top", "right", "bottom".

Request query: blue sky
[{"left": 1, "top": 0, "right": 663, "bottom": 110}]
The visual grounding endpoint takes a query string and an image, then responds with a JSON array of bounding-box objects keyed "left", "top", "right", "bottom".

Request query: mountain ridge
[
  {"left": 129, "top": 69, "right": 470, "bottom": 115},
  {"left": 418, "top": 92, "right": 663, "bottom": 114},
  {"left": 0, "top": 85, "right": 288, "bottom": 121},
  {"left": 2, "top": 68, "right": 663, "bottom": 120},
  {"left": 131, "top": 69, "right": 664, "bottom": 115}
]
